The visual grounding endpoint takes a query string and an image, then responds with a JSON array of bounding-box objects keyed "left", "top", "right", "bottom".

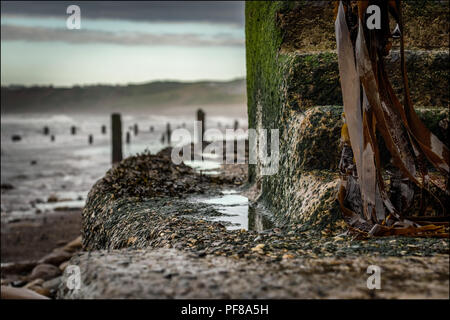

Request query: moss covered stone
[
  {"left": 284, "top": 51, "right": 449, "bottom": 110},
  {"left": 277, "top": 0, "right": 449, "bottom": 52},
  {"left": 246, "top": 1, "right": 448, "bottom": 230}
]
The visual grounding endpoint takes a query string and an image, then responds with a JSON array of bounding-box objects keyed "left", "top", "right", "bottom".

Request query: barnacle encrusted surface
[
  {"left": 246, "top": 1, "right": 449, "bottom": 229},
  {"left": 82, "top": 151, "right": 242, "bottom": 250}
]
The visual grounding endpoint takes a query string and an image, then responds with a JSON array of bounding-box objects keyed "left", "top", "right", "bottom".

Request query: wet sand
[{"left": 1, "top": 209, "right": 81, "bottom": 263}]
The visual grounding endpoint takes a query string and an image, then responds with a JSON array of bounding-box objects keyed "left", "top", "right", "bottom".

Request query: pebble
[
  {"left": 43, "top": 276, "right": 62, "bottom": 291},
  {"left": 59, "top": 261, "right": 69, "bottom": 272},
  {"left": 28, "top": 264, "right": 61, "bottom": 281},
  {"left": 62, "top": 236, "right": 82, "bottom": 253},
  {"left": 24, "top": 278, "right": 44, "bottom": 287},
  {"left": 1, "top": 286, "right": 49, "bottom": 299},
  {"left": 39, "top": 249, "right": 73, "bottom": 266}
]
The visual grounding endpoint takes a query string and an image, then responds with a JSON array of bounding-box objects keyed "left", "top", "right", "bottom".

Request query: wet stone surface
[
  {"left": 58, "top": 248, "right": 449, "bottom": 299},
  {"left": 74, "top": 151, "right": 449, "bottom": 299}
]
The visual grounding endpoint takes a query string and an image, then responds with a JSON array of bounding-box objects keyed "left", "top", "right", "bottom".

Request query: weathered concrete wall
[
  {"left": 282, "top": 50, "right": 449, "bottom": 110},
  {"left": 246, "top": 1, "right": 449, "bottom": 229},
  {"left": 277, "top": 1, "right": 449, "bottom": 52}
]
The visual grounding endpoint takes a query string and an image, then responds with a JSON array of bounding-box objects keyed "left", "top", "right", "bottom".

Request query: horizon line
[{"left": 1, "top": 77, "right": 246, "bottom": 89}]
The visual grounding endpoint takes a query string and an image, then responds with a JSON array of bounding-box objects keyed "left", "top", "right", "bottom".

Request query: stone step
[
  {"left": 281, "top": 50, "right": 448, "bottom": 110},
  {"left": 276, "top": 1, "right": 449, "bottom": 52}
]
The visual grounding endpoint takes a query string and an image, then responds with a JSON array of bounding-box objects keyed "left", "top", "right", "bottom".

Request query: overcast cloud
[
  {"left": 1, "top": 1, "right": 245, "bottom": 25},
  {"left": 1, "top": 24, "right": 244, "bottom": 47}
]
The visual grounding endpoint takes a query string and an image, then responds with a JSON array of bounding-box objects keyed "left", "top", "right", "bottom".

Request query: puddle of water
[
  {"left": 202, "top": 194, "right": 248, "bottom": 206},
  {"left": 184, "top": 160, "right": 221, "bottom": 172},
  {"left": 192, "top": 190, "right": 274, "bottom": 231},
  {"left": 221, "top": 189, "right": 238, "bottom": 195},
  {"left": 36, "top": 199, "right": 85, "bottom": 212},
  {"left": 248, "top": 204, "right": 274, "bottom": 231}
]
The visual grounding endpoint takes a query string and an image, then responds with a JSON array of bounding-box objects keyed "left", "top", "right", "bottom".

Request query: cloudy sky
[{"left": 1, "top": 1, "right": 245, "bottom": 87}]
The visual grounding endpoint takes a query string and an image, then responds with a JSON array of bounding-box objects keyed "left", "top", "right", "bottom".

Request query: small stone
[
  {"left": 39, "top": 249, "right": 73, "bottom": 266},
  {"left": 127, "top": 237, "right": 138, "bottom": 245},
  {"left": 29, "top": 264, "right": 61, "bottom": 281},
  {"left": 11, "top": 135, "right": 22, "bottom": 142},
  {"left": 1, "top": 183, "right": 14, "bottom": 190},
  {"left": 42, "top": 276, "right": 61, "bottom": 291},
  {"left": 0, "top": 286, "right": 49, "bottom": 299},
  {"left": 63, "top": 236, "right": 82, "bottom": 253},
  {"left": 24, "top": 278, "right": 44, "bottom": 289},
  {"left": 251, "top": 244, "right": 265, "bottom": 254},
  {"left": 59, "top": 261, "right": 69, "bottom": 272},
  {"left": 47, "top": 195, "right": 58, "bottom": 203}
]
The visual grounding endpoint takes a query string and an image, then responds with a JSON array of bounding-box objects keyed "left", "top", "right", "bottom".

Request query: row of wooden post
[
  {"left": 42, "top": 108, "right": 237, "bottom": 166},
  {"left": 43, "top": 125, "right": 106, "bottom": 144},
  {"left": 112, "top": 110, "right": 206, "bottom": 165}
]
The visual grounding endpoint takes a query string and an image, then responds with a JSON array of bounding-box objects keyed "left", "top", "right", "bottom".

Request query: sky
[{"left": 1, "top": 1, "right": 246, "bottom": 87}]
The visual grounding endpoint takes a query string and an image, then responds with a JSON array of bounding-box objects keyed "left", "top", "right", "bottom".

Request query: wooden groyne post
[
  {"left": 88, "top": 134, "right": 93, "bottom": 145},
  {"left": 166, "top": 123, "right": 171, "bottom": 145},
  {"left": 111, "top": 113, "right": 123, "bottom": 165},
  {"left": 71, "top": 126, "right": 77, "bottom": 135},
  {"left": 197, "top": 109, "right": 205, "bottom": 142},
  {"left": 101, "top": 125, "right": 106, "bottom": 134}
]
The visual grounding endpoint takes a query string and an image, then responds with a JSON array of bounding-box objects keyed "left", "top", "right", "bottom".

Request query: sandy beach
[{"left": 1, "top": 209, "right": 81, "bottom": 263}]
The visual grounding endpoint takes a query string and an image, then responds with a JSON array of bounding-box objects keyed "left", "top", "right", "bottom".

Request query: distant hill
[{"left": 1, "top": 79, "right": 246, "bottom": 114}]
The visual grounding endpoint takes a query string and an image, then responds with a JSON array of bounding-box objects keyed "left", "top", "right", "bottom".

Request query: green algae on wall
[
  {"left": 245, "top": 1, "right": 289, "bottom": 183},
  {"left": 284, "top": 51, "right": 449, "bottom": 110},
  {"left": 277, "top": 0, "right": 449, "bottom": 52},
  {"left": 259, "top": 105, "right": 448, "bottom": 231},
  {"left": 246, "top": 1, "right": 449, "bottom": 230}
]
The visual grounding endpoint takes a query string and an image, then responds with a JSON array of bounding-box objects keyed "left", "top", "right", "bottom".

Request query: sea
[{"left": 1, "top": 111, "right": 247, "bottom": 222}]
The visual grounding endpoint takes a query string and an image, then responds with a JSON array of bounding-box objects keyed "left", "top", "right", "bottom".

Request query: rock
[
  {"left": 1, "top": 183, "right": 14, "bottom": 190},
  {"left": 57, "top": 240, "right": 68, "bottom": 246},
  {"left": 30, "top": 160, "right": 37, "bottom": 165},
  {"left": 54, "top": 206, "right": 83, "bottom": 211},
  {"left": 251, "top": 244, "right": 265, "bottom": 254},
  {"left": 28, "top": 264, "right": 61, "bottom": 281},
  {"left": 11, "top": 135, "right": 22, "bottom": 142},
  {"left": 1, "top": 285, "right": 49, "bottom": 299},
  {"left": 39, "top": 249, "right": 73, "bottom": 266},
  {"left": 28, "top": 286, "right": 52, "bottom": 297},
  {"left": 59, "top": 261, "right": 69, "bottom": 272},
  {"left": 63, "top": 236, "right": 82, "bottom": 253},
  {"left": 11, "top": 280, "right": 27, "bottom": 287},
  {"left": 24, "top": 278, "right": 44, "bottom": 289},
  {"left": 246, "top": 1, "right": 449, "bottom": 231},
  {"left": 81, "top": 152, "right": 242, "bottom": 250},
  {"left": 47, "top": 194, "right": 58, "bottom": 203},
  {"left": 1, "top": 260, "right": 38, "bottom": 275},
  {"left": 43, "top": 276, "right": 62, "bottom": 291}
]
